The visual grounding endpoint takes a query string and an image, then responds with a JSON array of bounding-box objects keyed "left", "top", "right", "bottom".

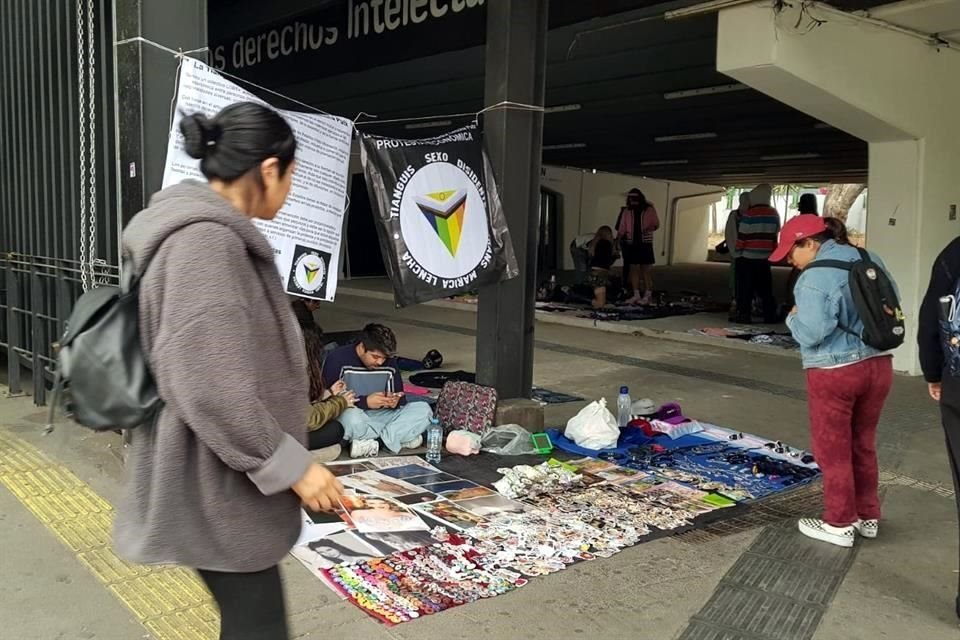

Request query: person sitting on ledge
[
  {"left": 297, "top": 312, "right": 352, "bottom": 460},
  {"left": 321, "top": 323, "right": 432, "bottom": 458},
  {"left": 589, "top": 228, "right": 618, "bottom": 309}
]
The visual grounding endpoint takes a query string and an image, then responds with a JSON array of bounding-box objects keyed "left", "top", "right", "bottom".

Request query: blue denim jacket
[{"left": 786, "top": 240, "right": 896, "bottom": 369}]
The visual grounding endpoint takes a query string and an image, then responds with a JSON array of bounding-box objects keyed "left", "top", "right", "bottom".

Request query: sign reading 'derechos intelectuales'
[{"left": 211, "top": 0, "right": 486, "bottom": 83}]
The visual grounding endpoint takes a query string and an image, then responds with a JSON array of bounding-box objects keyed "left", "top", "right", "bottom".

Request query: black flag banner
[{"left": 359, "top": 124, "right": 518, "bottom": 307}]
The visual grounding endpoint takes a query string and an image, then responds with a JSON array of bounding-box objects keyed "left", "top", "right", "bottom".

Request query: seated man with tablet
[{"left": 321, "top": 323, "right": 433, "bottom": 458}]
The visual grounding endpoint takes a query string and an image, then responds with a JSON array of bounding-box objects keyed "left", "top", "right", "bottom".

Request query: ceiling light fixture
[
  {"left": 760, "top": 153, "right": 821, "bottom": 161},
  {"left": 542, "top": 143, "right": 587, "bottom": 150},
  {"left": 639, "top": 159, "right": 690, "bottom": 166},
  {"left": 663, "top": 84, "right": 748, "bottom": 100},
  {"left": 404, "top": 119, "right": 453, "bottom": 130},
  {"left": 544, "top": 103, "right": 581, "bottom": 114},
  {"left": 654, "top": 132, "right": 718, "bottom": 142}
]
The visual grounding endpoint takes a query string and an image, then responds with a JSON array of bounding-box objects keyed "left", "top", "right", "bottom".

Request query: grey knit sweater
[{"left": 114, "top": 181, "right": 312, "bottom": 572}]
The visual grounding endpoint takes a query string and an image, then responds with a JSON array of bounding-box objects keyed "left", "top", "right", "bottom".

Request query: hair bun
[{"left": 180, "top": 112, "right": 223, "bottom": 160}]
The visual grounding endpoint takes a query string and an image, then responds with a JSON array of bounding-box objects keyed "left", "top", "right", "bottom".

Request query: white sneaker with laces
[
  {"left": 853, "top": 519, "right": 879, "bottom": 539},
  {"left": 401, "top": 435, "right": 424, "bottom": 451},
  {"left": 798, "top": 518, "right": 855, "bottom": 548},
  {"left": 350, "top": 439, "right": 380, "bottom": 459}
]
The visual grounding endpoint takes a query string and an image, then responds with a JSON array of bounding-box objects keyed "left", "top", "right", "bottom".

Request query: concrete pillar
[
  {"left": 717, "top": 2, "right": 960, "bottom": 374},
  {"left": 476, "top": 0, "right": 548, "bottom": 397},
  {"left": 113, "top": 0, "right": 208, "bottom": 224}
]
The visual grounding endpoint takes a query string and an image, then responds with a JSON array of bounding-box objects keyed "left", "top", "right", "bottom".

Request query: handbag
[{"left": 435, "top": 381, "right": 498, "bottom": 435}]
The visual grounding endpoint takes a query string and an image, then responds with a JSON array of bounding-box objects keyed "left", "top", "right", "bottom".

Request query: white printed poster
[{"left": 162, "top": 58, "right": 352, "bottom": 301}]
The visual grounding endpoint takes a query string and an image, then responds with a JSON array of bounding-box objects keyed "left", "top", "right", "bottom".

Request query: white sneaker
[
  {"left": 312, "top": 444, "right": 341, "bottom": 464},
  {"left": 853, "top": 519, "right": 879, "bottom": 539},
  {"left": 350, "top": 439, "right": 380, "bottom": 459},
  {"left": 401, "top": 435, "right": 424, "bottom": 451},
  {"left": 798, "top": 518, "right": 855, "bottom": 548}
]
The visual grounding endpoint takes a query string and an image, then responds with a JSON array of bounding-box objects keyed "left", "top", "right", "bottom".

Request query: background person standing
[
  {"left": 918, "top": 235, "right": 960, "bottom": 620},
  {"left": 724, "top": 192, "right": 750, "bottom": 321},
  {"left": 616, "top": 188, "right": 660, "bottom": 305},
  {"left": 735, "top": 183, "right": 781, "bottom": 324}
]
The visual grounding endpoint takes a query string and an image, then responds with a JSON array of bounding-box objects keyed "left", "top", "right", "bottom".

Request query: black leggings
[
  {"left": 307, "top": 420, "right": 344, "bottom": 450},
  {"left": 198, "top": 565, "right": 288, "bottom": 640},
  {"left": 940, "top": 377, "right": 960, "bottom": 612}
]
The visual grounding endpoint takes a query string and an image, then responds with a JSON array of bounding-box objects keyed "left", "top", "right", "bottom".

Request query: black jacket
[{"left": 919, "top": 237, "right": 960, "bottom": 382}]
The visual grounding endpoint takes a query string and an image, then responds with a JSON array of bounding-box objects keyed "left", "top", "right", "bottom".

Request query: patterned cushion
[{"left": 435, "top": 381, "right": 498, "bottom": 435}]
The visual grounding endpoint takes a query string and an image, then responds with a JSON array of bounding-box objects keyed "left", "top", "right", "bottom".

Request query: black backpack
[
  {"left": 805, "top": 247, "right": 905, "bottom": 351},
  {"left": 47, "top": 260, "right": 161, "bottom": 432}
]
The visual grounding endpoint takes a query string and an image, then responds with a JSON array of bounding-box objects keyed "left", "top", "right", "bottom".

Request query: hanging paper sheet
[
  {"left": 162, "top": 58, "right": 353, "bottom": 301},
  {"left": 358, "top": 124, "right": 518, "bottom": 307}
]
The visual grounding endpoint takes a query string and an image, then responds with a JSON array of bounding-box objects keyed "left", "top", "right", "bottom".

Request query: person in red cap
[{"left": 773, "top": 214, "right": 897, "bottom": 548}]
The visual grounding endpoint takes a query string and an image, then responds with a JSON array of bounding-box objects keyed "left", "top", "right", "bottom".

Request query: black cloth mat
[
  {"left": 531, "top": 388, "right": 585, "bottom": 404},
  {"left": 409, "top": 370, "right": 476, "bottom": 389}
]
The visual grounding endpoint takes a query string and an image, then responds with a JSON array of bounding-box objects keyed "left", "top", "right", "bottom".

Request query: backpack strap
[
  {"left": 804, "top": 259, "right": 853, "bottom": 272},
  {"left": 798, "top": 258, "right": 860, "bottom": 339}
]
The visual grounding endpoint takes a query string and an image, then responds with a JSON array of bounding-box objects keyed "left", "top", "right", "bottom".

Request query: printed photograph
[
  {"left": 291, "top": 531, "right": 378, "bottom": 575},
  {"left": 395, "top": 492, "right": 442, "bottom": 506},
  {"left": 325, "top": 461, "right": 376, "bottom": 478},
  {"left": 441, "top": 485, "right": 496, "bottom": 502},
  {"left": 351, "top": 530, "right": 437, "bottom": 555},
  {"left": 370, "top": 458, "right": 438, "bottom": 472},
  {"left": 594, "top": 466, "right": 643, "bottom": 484},
  {"left": 413, "top": 500, "right": 487, "bottom": 531},
  {"left": 455, "top": 495, "right": 528, "bottom": 518},
  {"left": 619, "top": 477, "right": 662, "bottom": 494},
  {"left": 417, "top": 480, "right": 481, "bottom": 495},
  {"left": 567, "top": 458, "right": 616, "bottom": 474},
  {"left": 404, "top": 472, "right": 462, "bottom": 486},
  {"left": 340, "top": 471, "right": 426, "bottom": 498},
  {"left": 378, "top": 464, "right": 444, "bottom": 480},
  {"left": 339, "top": 495, "right": 429, "bottom": 534}
]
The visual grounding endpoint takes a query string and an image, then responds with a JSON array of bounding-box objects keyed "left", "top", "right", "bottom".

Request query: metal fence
[{"left": 0, "top": 0, "right": 118, "bottom": 404}]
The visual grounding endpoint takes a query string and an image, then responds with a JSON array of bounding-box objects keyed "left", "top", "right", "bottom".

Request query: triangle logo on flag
[{"left": 415, "top": 189, "right": 468, "bottom": 257}]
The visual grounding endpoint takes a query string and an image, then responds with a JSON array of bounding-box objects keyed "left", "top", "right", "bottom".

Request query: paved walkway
[{"left": 1, "top": 293, "right": 957, "bottom": 639}]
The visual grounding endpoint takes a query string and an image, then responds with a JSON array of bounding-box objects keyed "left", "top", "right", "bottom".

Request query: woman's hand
[
  {"left": 342, "top": 391, "right": 357, "bottom": 408},
  {"left": 929, "top": 382, "right": 942, "bottom": 402},
  {"left": 331, "top": 380, "right": 347, "bottom": 396},
  {"left": 292, "top": 463, "right": 344, "bottom": 512}
]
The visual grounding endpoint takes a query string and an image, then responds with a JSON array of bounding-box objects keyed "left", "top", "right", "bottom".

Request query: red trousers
[{"left": 806, "top": 356, "right": 893, "bottom": 527}]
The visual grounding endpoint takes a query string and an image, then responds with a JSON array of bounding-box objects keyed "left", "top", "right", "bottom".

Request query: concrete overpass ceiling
[{"left": 209, "top": 0, "right": 894, "bottom": 185}]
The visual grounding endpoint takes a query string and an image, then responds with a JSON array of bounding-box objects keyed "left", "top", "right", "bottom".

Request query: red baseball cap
[{"left": 769, "top": 214, "right": 827, "bottom": 263}]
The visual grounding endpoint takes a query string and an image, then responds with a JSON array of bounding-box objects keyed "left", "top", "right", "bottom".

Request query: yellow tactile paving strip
[{"left": 0, "top": 429, "right": 218, "bottom": 639}]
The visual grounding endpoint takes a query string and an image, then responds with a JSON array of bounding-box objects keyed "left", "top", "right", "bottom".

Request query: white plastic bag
[
  {"left": 481, "top": 425, "right": 536, "bottom": 455},
  {"left": 564, "top": 398, "right": 620, "bottom": 450}
]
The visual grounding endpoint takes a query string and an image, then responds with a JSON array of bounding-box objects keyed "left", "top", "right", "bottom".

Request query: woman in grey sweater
[{"left": 116, "top": 102, "right": 343, "bottom": 639}]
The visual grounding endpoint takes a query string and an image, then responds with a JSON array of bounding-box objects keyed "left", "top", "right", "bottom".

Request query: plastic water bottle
[
  {"left": 426, "top": 418, "right": 443, "bottom": 465},
  {"left": 617, "top": 386, "right": 632, "bottom": 428}
]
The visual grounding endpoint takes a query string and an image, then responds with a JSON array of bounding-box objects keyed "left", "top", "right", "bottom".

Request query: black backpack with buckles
[{"left": 805, "top": 247, "right": 905, "bottom": 351}]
